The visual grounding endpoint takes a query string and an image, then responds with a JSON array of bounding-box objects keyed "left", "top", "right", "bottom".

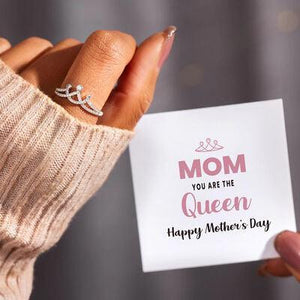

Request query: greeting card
[{"left": 129, "top": 99, "right": 297, "bottom": 272}]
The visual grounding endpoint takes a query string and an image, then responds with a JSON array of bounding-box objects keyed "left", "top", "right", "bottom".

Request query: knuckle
[
  {"left": 25, "top": 36, "right": 53, "bottom": 48},
  {"left": 0, "top": 38, "right": 11, "bottom": 48},
  {"left": 59, "top": 38, "right": 80, "bottom": 45},
  {"left": 88, "top": 30, "right": 112, "bottom": 43},
  {"left": 86, "top": 30, "right": 136, "bottom": 63}
]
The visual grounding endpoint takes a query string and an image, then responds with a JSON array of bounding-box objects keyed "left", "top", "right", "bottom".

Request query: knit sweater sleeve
[{"left": 0, "top": 59, "right": 135, "bottom": 299}]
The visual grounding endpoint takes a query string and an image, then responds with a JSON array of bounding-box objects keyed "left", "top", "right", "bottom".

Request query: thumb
[
  {"left": 275, "top": 230, "right": 300, "bottom": 281},
  {"left": 99, "top": 25, "right": 177, "bottom": 130}
]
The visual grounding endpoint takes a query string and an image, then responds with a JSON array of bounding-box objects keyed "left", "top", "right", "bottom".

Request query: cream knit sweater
[{"left": 0, "top": 59, "right": 135, "bottom": 299}]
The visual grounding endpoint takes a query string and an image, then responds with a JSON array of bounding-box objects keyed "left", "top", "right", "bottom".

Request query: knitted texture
[{"left": 0, "top": 59, "right": 135, "bottom": 299}]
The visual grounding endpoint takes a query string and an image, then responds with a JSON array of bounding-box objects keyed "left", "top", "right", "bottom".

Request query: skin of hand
[
  {"left": 1, "top": 29, "right": 298, "bottom": 282},
  {"left": 258, "top": 231, "right": 300, "bottom": 281},
  {"left": 0, "top": 25, "right": 176, "bottom": 130}
]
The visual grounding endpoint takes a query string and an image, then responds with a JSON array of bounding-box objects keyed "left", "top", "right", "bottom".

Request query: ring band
[{"left": 55, "top": 84, "right": 104, "bottom": 117}]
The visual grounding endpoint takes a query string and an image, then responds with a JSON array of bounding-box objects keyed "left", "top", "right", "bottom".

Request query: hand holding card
[{"left": 259, "top": 231, "right": 300, "bottom": 280}]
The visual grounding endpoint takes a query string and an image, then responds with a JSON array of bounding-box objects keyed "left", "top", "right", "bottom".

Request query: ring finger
[{"left": 21, "top": 38, "right": 82, "bottom": 98}]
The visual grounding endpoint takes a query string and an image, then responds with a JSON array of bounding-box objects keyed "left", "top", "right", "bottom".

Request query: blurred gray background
[{"left": 1, "top": 0, "right": 300, "bottom": 299}]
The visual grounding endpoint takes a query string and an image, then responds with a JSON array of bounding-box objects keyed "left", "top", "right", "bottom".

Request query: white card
[{"left": 129, "top": 99, "right": 297, "bottom": 272}]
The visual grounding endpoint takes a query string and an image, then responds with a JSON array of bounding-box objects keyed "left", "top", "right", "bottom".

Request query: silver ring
[{"left": 55, "top": 83, "right": 104, "bottom": 117}]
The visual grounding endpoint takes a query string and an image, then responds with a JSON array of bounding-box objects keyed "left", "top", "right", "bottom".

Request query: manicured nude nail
[
  {"left": 275, "top": 231, "right": 300, "bottom": 272},
  {"left": 158, "top": 25, "right": 177, "bottom": 69}
]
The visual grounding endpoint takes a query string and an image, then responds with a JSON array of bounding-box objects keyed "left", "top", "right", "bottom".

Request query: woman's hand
[
  {"left": 0, "top": 26, "right": 176, "bottom": 129},
  {"left": 0, "top": 28, "right": 176, "bottom": 299},
  {"left": 259, "top": 231, "right": 300, "bottom": 281}
]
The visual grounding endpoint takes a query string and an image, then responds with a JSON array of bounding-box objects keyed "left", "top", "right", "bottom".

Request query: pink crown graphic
[{"left": 195, "top": 138, "right": 224, "bottom": 152}]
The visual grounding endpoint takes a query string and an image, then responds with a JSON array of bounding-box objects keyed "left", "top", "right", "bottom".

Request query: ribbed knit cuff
[{"left": 0, "top": 59, "right": 135, "bottom": 299}]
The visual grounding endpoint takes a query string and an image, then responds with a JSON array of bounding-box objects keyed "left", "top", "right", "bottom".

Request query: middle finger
[
  {"left": 21, "top": 38, "right": 82, "bottom": 98},
  {"left": 53, "top": 30, "right": 137, "bottom": 124}
]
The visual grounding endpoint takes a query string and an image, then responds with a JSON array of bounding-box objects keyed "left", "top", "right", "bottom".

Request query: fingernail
[
  {"left": 158, "top": 25, "right": 177, "bottom": 69},
  {"left": 257, "top": 262, "right": 270, "bottom": 277},
  {"left": 275, "top": 230, "right": 300, "bottom": 272}
]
